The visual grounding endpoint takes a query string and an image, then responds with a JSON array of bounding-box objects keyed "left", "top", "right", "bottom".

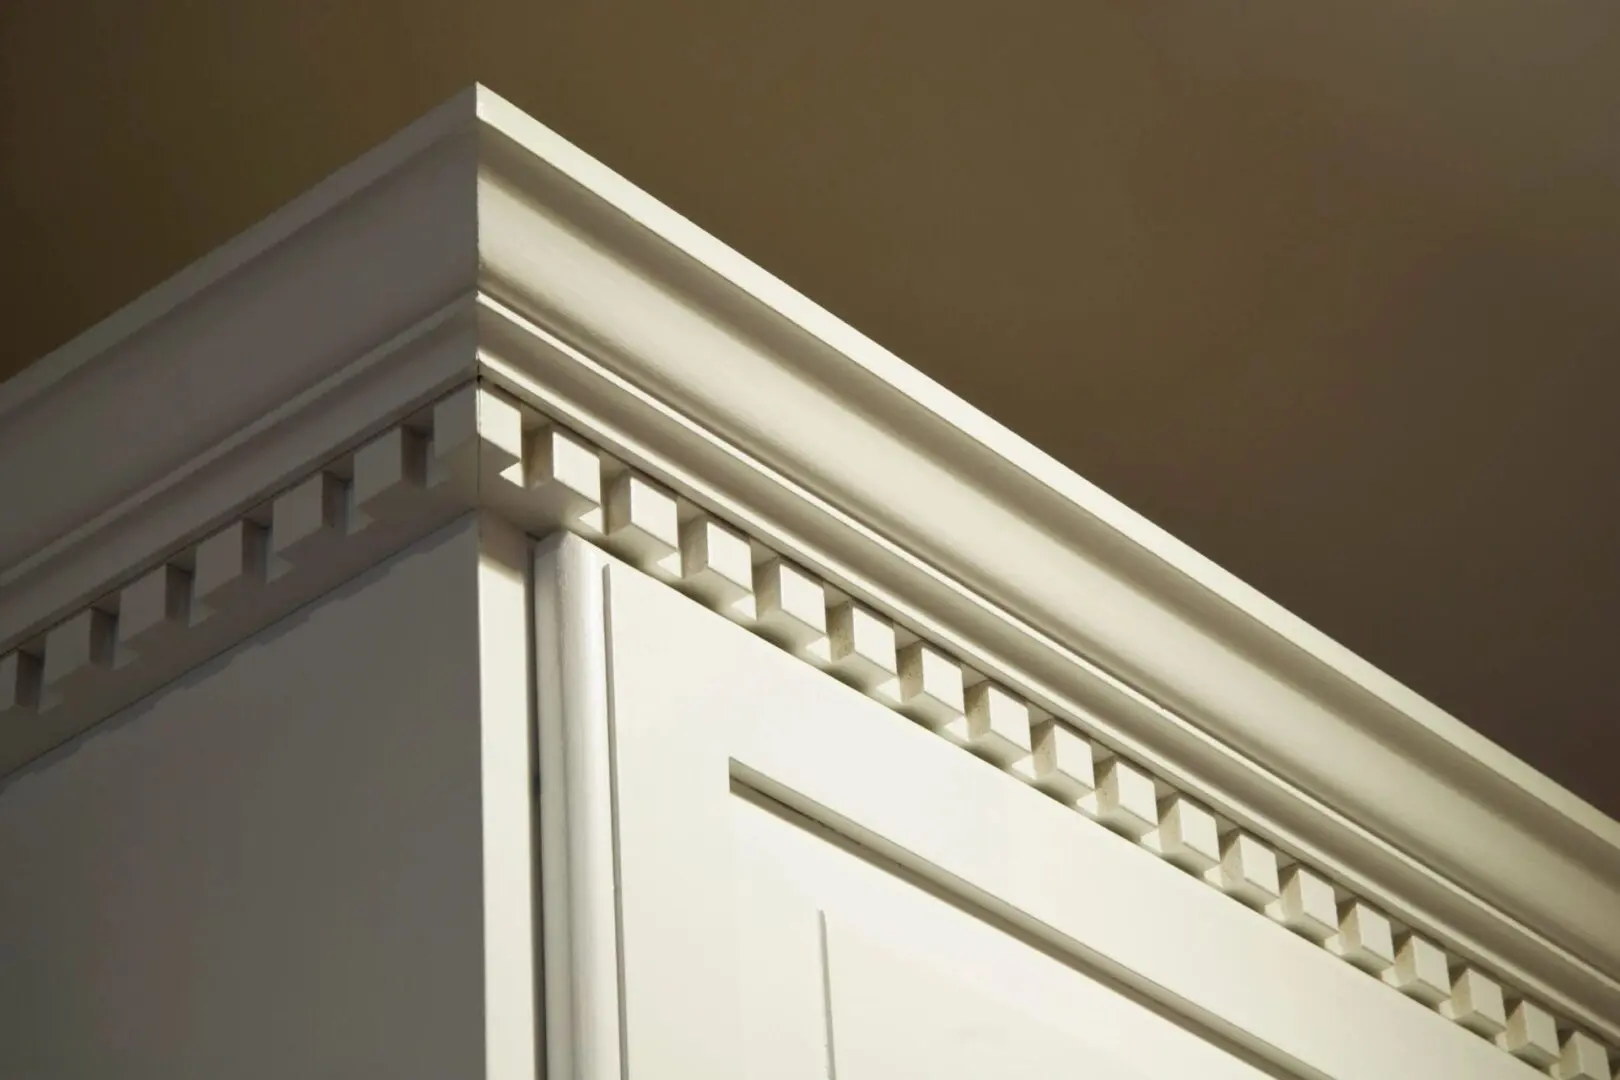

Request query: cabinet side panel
[{"left": 0, "top": 518, "right": 486, "bottom": 1079}]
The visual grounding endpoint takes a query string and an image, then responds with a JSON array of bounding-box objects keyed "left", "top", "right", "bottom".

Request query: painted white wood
[
  {"left": 6, "top": 82, "right": 1617, "bottom": 1048},
  {"left": 824, "top": 915, "right": 1143, "bottom": 1080},
  {"left": 474, "top": 514, "right": 541, "bottom": 1080},
  {"left": 472, "top": 91, "right": 1620, "bottom": 1029},
  {"left": 732, "top": 834, "right": 831, "bottom": 1080},
  {"left": 6, "top": 84, "right": 1613, "bottom": 1055},
  {"left": 598, "top": 555, "right": 742, "bottom": 1080},
  {"left": 0, "top": 406, "right": 473, "bottom": 779},
  {"left": 0, "top": 137, "right": 477, "bottom": 654},
  {"left": 731, "top": 794, "right": 1258, "bottom": 1080},
  {"left": 553, "top": 543, "right": 1543, "bottom": 1080},
  {"left": 722, "top": 633, "right": 1528, "bottom": 1080},
  {"left": 532, "top": 532, "right": 624, "bottom": 1080},
  {"left": 0, "top": 519, "right": 496, "bottom": 1078}
]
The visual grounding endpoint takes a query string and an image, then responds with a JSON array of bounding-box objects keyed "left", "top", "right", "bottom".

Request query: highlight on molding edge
[{"left": 1, "top": 380, "right": 1613, "bottom": 1080}]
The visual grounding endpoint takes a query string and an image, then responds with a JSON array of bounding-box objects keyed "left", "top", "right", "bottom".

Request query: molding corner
[
  {"left": 466, "top": 84, "right": 1620, "bottom": 1037},
  {"left": 2, "top": 85, "right": 1615, "bottom": 1061}
]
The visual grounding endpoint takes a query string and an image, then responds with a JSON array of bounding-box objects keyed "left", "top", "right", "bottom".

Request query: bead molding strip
[{"left": 2, "top": 381, "right": 1614, "bottom": 1079}]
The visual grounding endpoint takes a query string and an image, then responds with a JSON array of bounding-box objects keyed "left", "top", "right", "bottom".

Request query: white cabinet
[{"left": 1, "top": 86, "right": 1617, "bottom": 1080}]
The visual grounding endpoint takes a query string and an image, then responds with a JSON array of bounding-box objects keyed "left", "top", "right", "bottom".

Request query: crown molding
[
  {"left": 466, "top": 88, "right": 1620, "bottom": 1034},
  {"left": 0, "top": 89, "right": 482, "bottom": 655},
  {"left": 2, "top": 85, "right": 1617, "bottom": 1050}
]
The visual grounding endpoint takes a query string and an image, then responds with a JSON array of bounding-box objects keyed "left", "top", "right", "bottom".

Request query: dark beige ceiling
[{"left": 3, "top": 1, "right": 1617, "bottom": 816}]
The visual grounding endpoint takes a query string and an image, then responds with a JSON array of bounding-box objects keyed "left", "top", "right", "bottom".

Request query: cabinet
[{"left": 1, "top": 86, "right": 1616, "bottom": 1080}]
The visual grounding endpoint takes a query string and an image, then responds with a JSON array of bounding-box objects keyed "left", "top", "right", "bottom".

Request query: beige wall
[{"left": 2, "top": 1, "right": 1617, "bottom": 815}]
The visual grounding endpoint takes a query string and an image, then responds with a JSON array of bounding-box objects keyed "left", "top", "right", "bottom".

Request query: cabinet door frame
[{"left": 533, "top": 534, "right": 1531, "bottom": 1080}]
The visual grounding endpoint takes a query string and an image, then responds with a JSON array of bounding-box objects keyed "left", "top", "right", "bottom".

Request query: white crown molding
[
  {"left": 0, "top": 89, "right": 482, "bottom": 656},
  {"left": 468, "top": 90, "right": 1620, "bottom": 1014},
  {"left": 3, "top": 85, "right": 1618, "bottom": 1054}
]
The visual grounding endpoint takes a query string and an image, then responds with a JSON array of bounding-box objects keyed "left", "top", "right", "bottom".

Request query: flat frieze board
[{"left": 1, "top": 85, "right": 1617, "bottom": 1068}]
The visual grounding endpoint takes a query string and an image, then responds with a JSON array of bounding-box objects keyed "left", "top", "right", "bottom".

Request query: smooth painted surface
[
  {"left": 0, "top": 519, "right": 489, "bottom": 1079},
  {"left": 598, "top": 560, "right": 1522, "bottom": 1079},
  {"left": 473, "top": 514, "right": 541, "bottom": 1080},
  {"left": 532, "top": 533, "right": 624, "bottom": 1080},
  {"left": 597, "top": 558, "right": 1541, "bottom": 1079},
  {"left": 734, "top": 796, "right": 1223, "bottom": 1080}
]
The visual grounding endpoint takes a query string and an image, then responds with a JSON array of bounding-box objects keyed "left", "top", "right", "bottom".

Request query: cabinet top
[{"left": 4, "top": 85, "right": 1618, "bottom": 1044}]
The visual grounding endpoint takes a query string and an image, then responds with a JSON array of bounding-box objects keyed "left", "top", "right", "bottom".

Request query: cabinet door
[{"left": 533, "top": 535, "right": 1528, "bottom": 1080}]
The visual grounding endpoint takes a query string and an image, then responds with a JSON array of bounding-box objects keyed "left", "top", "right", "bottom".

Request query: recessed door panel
[{"left": 732, "top": 789, "right": 1236, "bottom": 1080}]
